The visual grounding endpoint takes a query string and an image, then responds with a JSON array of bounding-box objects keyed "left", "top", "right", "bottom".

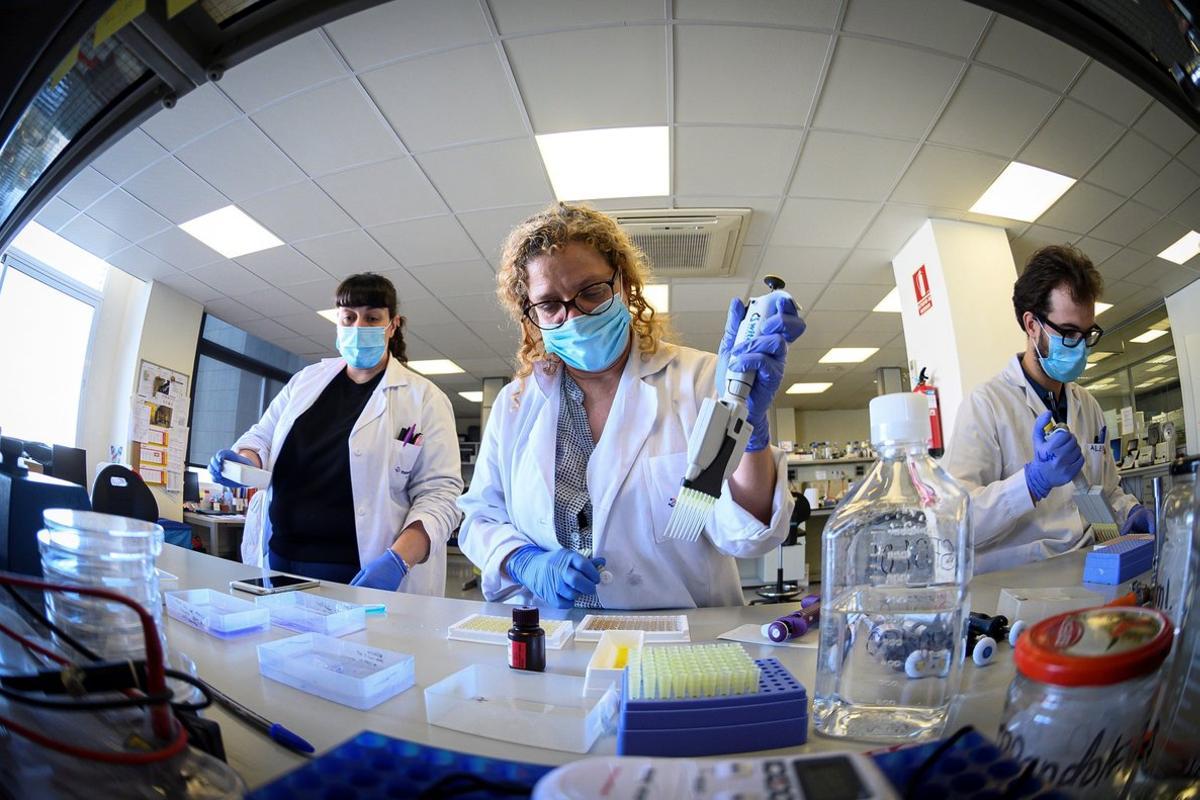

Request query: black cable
[
  {"left": 416, "top": 771, "right": 533, "bottom": 799},
  {"left": 903, "top": 725, "right": 976, "bottom": 800},
  {"left": 0, "top": 682, "right": 174, "bottom": 711},
  {"left": 163, "top": 668, "right": 212, "bottom": 712}
]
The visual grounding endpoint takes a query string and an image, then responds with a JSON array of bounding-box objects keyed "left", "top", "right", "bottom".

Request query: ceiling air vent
[{"left": 614, "top": 208, "right": 750, "bottom": 278}]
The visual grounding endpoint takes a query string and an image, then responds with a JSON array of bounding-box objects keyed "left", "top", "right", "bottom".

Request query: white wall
[
  {"left": 1165, "top": 280, "right": 1200, "bottom": 454},
  {"left": 794, "top": 408, "right": 870, "bottom": 444}
]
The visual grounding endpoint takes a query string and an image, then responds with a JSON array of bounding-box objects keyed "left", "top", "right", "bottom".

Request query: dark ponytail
[{"left": 335, "top": 273, "right": 408, "bottom": 364}]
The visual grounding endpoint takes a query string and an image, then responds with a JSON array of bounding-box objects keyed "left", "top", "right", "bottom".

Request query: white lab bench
[{"left": 156, "top": 545, "right": 1110, "bottom": 791}]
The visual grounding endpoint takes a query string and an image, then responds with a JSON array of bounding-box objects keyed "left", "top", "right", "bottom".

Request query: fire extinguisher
[{"left": 914, "top": 367, "right": 944, "bottom": 458}]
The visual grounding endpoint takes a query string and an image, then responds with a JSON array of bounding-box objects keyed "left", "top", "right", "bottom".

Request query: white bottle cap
[{"left": 869, "top": 392, "right": 931, "bottom": 446}]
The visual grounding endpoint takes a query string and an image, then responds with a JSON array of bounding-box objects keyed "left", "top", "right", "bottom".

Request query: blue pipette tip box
[
  {"left": 617, "top": 658, "right": 808, "bottom": 757},
  {"left": 245, "top": 730, "right": 554, "bottom": 800},
  {"left": 1083, "top": 535, "right": 1154, "bottom": 584}
]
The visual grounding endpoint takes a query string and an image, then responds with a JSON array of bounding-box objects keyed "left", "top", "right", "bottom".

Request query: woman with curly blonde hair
[{"left": 457, "top": 203, "right": 805, "bottom": 609}]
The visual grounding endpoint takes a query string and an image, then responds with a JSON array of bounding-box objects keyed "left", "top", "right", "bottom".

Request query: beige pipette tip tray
[
  {"left": 446, "top": 613, "right": 574, "bottom": 649},
  {"left": 575, "top": 614, "right": 690, "bottom": 642}
]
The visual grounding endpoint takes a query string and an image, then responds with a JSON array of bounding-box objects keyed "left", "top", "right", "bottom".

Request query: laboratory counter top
[{"left": 157, "top": 545, "right": 1105, "bottom": 790}]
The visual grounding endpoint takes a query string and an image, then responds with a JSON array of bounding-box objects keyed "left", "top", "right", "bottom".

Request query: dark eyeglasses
[
  {"left": 1039, "top": 316, "right": 1104, "bottom": 348},
  {"left": 523, "top": 271, "right": 618, "bottom": 330}
]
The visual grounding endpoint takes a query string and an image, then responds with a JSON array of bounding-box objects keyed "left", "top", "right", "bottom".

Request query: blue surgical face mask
[
  {"left": 541, "top": 296, "right": 632, "bottom": 372},
  {"left": 1035, "top": 321, "right": 1088, "bottom": 383},
  {"left": 337, "top": 324, "right": 389, "bottom": 369}
]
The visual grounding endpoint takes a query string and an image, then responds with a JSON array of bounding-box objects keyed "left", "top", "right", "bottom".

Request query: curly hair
[{"left": 496, "top": 202, "right": 670, "bottom": 390}]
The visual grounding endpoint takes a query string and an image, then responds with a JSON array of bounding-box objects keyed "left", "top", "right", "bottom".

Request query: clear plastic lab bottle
[{"left": 814, "top": 393, "right": 972, "bottom": 743}]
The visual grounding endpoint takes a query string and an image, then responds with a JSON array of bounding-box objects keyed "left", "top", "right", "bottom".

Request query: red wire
[
  {"left": 0, "top": 709, "right": 188, "bottom": 765},
  {"left": 0, "top": 571, "right": 171, "bottom": 738}
]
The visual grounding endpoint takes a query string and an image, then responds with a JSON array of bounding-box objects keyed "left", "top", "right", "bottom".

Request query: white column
[
  {"left": 1165, "top": 280, "right": 1200, "bottom": 453},
  {"left": 892, "top": 219, "right": 1025, "bottom": 440},
  {"left": 480, "top": 377, "right": 507, "bottom": 435}
]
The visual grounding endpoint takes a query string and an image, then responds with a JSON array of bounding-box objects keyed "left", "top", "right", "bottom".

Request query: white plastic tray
[
  {"left": 446, "top": 613, "right": 574, "bottom": 649},
  {"left": 257, "top": 633, "right": 414, "bottom": 710},
  {"left": 254, "top": 592, "right": 366, "bottom": 637},
  {"left": 424, "top": 664, "right": 617, "bottom": 753},
  {"left": 165, "top": 589, "right": 270, "bottom": 637},
  {"left": 584, "top": 629, "right": 643, "bottom": 698},
  {"left": 220, "top": 461, "right": 271, "bottom": 489},
  {"left": 576, "top": 614, "right": 690, "bottom": 643}
]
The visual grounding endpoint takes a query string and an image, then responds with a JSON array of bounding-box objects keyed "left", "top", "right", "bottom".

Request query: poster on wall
[{"left": 131, "top": 360, "right": 191, "bottom": 493}]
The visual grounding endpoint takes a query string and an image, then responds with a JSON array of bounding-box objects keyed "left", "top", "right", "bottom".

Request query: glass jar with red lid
[{"left": 997, "top": 605, "right": 1173, "bottom": 799}]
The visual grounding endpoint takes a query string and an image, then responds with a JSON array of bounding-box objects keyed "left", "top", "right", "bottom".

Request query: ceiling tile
[
  {"left": 176, "top": 119, "right": 304, "bottom": 201},
  {"left": 891, "top": 145, "right": 1007, "bottom": 209},
  {"left": 57, "top": 215, "right": 129, "bottom": 258},
  {"left": 316, "top": 158, "right": 445, "bottom": 228},
  {"left": 417, "top": 139, "right": 552, "bottom": 212},
  {"left": 323, "top": 0, "right": 490, "bottom": 71},
  {"left": 155, "top": 270, "right": 222, "bottom": 302},
  {"left": 790, "top": 131, "right": 916, "bottom": 201},
  {"left": 1074, "top": 237, "right": 1121, "bottom": 265},
  {"left": 275, "top": 311, "right": 335, "bottom": 337},
  {"left": 407, "top": 321, "right": 492, "bottom": 355},
  {"left": 57, "top": 167, "right": 114, "bottom": 210},
  {"left": 852, "top": 312, "right": 903, "bottom": 335},
  {"left": 106, "top": 246, "right": 179, "bottom": 282},
  {"left": 33, "top": 197, "right": 78, "bottom": 231},
  {"left": 236, "top": 246, "right": 329, "bottom": 286},
  {"left": 252, "top": 79, "right": 402, "bottom": 176},
  {"left": 1134, "top": 160, "right": 1200, "bottom": 214},
  {"left": 1134, "top": 102, "right": 1195, "bottom": 155},
  {"left": 1017, "top": 99, "right": 1124, "bottom": 178},
  {"left": 187, "top": 259, "right": 272, "bottom": 295},
  {"left": 813, "top": 283, "right": 893, "bottom": 312},
  {"left": 1097, "top": 278, "right": 1143, "bottom": 304},
  {"left": 369, "top": 215, "right": 481, "bottom": 267},
  {"left": 1085, "top": 133, "right": 1170, "bottom": 196},
  {"left": 758, "top": 245, "right": 849, "bottom": 283},
  {"left": 362, "top": 44, "right": 526, "bottom": 153},
  {"left": 973, "top": 14, "right": 1088, "bottom": 91},
  {"left": 84, "top": 190, "right": 171, "bottom": 242},
  {"left": 219, "top": 30, "right": 347, "bottom": 112},
  {"left": 674, "top": 0, "right": 839, "bottom": 26},
  {"left": 507, "top": 26, "right": 666, "bottom": 133},
  {"left": 90, "top": 129, "right": 167, "bottom": 184},
  {"left": 492, "top": 0, "right": 662, "bottom": 33},
  {"left": 675, "top": 25, "right": 828, "bottom": 126},
  {"left": 928, "top": 66, "right": 1058, "bottom": 158},
  {"left": 408, "top": 260, "right": 496, "bottom": 298},
  {"left": 270, "top": 334, "right": 321, "bottom": 357},
  {"left": 1069, "top": 60, "right": 1153, "bottom": 125},
  {"left": 282, "top": 278, "right": 340, "bottom": 309},
  {"left": 1178, "top": 137, "right": 1200, "bottom": 175},
  {"left": 1129, "top": 218, "right": 1191, "bottom": 259},
  {"left": 440, "top": 291, "right": 508, "bottom": 323},
  {"left": 836, "top": 249, "right": 896, "bottom": 285},
  {"left": 771, "top": 198, "right": 877, "bottom": 248},
  {"left": 1095, "top": 248, "right": 1149, "bottom": 283},
  {"left": 140, "top": 84, "right": 241, "bottom": 151},
  {"left": 670, "top": 282, "right": 761, "bottom": 313},
  {"left": 842, "top": 0, "right": 989, "bottom": 57},
  {"left": 674, "top": 127, "right": 802, "bottom": 196},
  {"left": 228, "top": 287, "right": 311, "bottom": 317},
  {"left": 1128, "top": 257, "right": 1200, "bottom": 293},
  {"left": 813, "top": 36, "right": 961, "bottom": 139},
  {"left": 372, "top": 268, "right": 435, "bottom": 306},
  {"left": 457, "top": 204, "right": 546, "bottom": 264},
  {"left": 204, "top": 296, "right": 260, "bottom": 324},
  {"left": 1088, "top": 201, "right": 1161, "bottom": 246},
  {"left": 139, "top": 226, "right": 222, "bottom": 269},
  {"left": 293, "top": 230, "right": 399, "bottom": 277},
  {"left": 121, "top": 157, "right": 228, "bottom": 224},
  {"left": 239, "top": 181, "right": 356, "bottom": 241},
  {"left": 674, "top": 196, "right": 779, "bottom": 246},
  {"left": 1037, "top": 182, "right": 1124, "bottom": 234},
  {"left": 858, "top": 204, "right": 957, "bottom": 251}
]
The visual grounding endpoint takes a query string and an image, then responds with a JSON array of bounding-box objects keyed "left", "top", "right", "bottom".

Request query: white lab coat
[
  {"left": 234, "top": 356, "right": 463, "bottom": 596},
  {"left": 944, "top": 355, "right": 1139, "bottom": 574},
  {"left": 457, "top": 340, "right": 794, "bottom": 609}
]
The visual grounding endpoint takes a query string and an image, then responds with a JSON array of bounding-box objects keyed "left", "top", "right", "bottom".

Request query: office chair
[
  {"left": 50, "top": 444, "right": 87, "bottom": 487},
  {"left": 91, "top": 464, "right": 158, "bottom": 523},
  {"left": 754, "top": 493, "right": 812, "bottom": 605}
]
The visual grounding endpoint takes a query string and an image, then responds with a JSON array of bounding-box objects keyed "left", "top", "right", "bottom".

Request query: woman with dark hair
[{"left": 209, "top": 273, "right": 463, "bottom": 595}]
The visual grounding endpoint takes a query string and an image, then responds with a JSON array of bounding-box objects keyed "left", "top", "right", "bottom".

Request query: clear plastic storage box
[
  {"left": 165, "top": 589, "right": 270, "bottom": 637},
  {"left": 424, "top": 665, "right": 617, "bottom": 753},
  {"left": 257, "top": 633, "right": 414, "bottom": 710},
  {"left": 254, "top": 592, "right": 366, "bottom": 637}
]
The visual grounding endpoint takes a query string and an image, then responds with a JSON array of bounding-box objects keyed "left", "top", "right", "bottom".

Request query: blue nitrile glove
[
  {"left": 717, "top": 295, "right": 806, "bottom": 451},
  {"left": 1025, "top": 410, "right": 1084, "bottom": 502},
  {"left": 506, "top": 545, "right": 605, "bottom": 609},
  {"left": 209, "top": 448, "right": 252, "bottom": 488},
  {"left": 350, "top": 549, "right": 408, "bottom": 591},
  {"left": 1120, "top": 504, "right": 1156, "bottom": 536}
]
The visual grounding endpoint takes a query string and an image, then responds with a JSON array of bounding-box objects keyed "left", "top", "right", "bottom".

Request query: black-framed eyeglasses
[
  {"left": 1039, "top": 316, "right": 1104, "bottom": 348},
  {"left": 523, "top": 271, "right": 618, "bottom": 330}
]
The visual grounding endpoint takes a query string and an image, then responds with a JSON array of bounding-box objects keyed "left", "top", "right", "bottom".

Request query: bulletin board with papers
[{"left": 131, "top": 360, "right": 190, "bottom": 493}]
